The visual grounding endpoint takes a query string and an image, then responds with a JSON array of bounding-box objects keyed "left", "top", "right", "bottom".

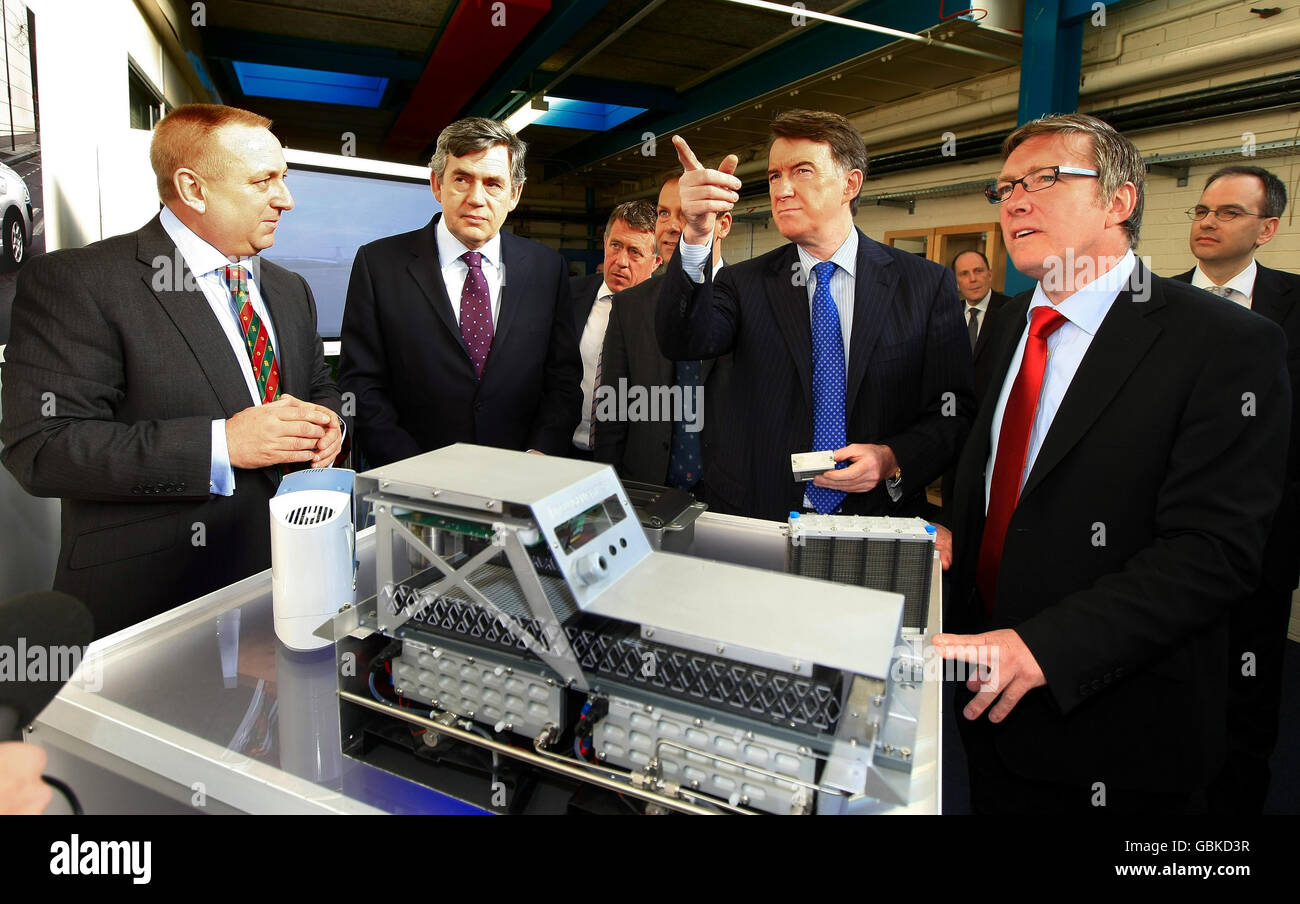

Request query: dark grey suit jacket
[
  {"left": 595, "top": 273, "right": 728, "bottom": 484},
  {"left": 0, "top": 215, "right": 342, "bottom": 638}
]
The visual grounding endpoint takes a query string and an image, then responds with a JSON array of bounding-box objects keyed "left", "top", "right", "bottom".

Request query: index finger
[{"left": 672, "top": 135, "right": 703, "bottom": 171}]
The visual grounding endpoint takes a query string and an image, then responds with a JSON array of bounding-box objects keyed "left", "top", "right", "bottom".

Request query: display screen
[
  {"left": 263, "top": 166, "right": 437, "bottom": 339},
  {"left": 554, "top": 495, "right": 627, "bottom": 555}
]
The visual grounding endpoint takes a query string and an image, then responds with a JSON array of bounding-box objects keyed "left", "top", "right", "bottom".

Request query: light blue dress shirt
[
  {"left": 985, "top": 250, "right": 1136, "bottom": 510},
  {"left": 680, "top": 230, "right": 856, "bottom": 366}
]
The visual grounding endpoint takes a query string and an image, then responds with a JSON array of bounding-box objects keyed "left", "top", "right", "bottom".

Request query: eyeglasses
[
  {"left": 985, "top": 165, "right": 1100, "bottom": 204},
  {"left": 1185, "top": 205, "right": 1270, "bottom": 222}
]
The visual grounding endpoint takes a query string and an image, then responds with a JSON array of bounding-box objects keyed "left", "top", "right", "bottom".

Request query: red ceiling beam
[{"left": 383, "top": 0, "right": 552, "bottom": 160}]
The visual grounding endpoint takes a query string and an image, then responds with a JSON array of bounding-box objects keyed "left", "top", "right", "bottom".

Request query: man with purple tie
[{"left": 340, "top": 118, "right": 581, "bottom": 465}]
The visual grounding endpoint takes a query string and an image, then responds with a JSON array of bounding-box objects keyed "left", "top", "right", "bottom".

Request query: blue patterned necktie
[
  {"left": 805, "top": 261, "right": 847, "bottom": 514},
  {"left": 667, "top": 359, "right": 703, "bottom": 489}
]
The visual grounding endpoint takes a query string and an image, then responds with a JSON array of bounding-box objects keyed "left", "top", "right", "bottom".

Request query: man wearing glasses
[
  {"left": 1172, "top": 165, "right": 1299, "bottom": 814},
  {"left": 933, "top": 114, "right": 1290, "bottom": 812}
]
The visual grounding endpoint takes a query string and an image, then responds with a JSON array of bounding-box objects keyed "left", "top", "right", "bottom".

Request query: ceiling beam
[
  {"left": 383, "top": 0, "right": 554, "bottom": 160},
  {"left": 462, "top": 0, "right": 615, "bottom": 118},
  {"left": 554, "top": 0, "right": 993, "bottom": 175}
]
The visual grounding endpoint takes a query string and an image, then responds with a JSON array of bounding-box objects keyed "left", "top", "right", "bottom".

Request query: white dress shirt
[
  {"left": 986, "top": 250, "right": 1136, "bottom": 510},
  {"left": 574, "top": 281, "right": 615, "bottom": 450},
  {"left": 1191, "top": 260, "right": 1256, "bottom": 308},
  {"left": 436, "top": 216, "right": 506, "bottom": 326},
  {"left": 161, "top": 206, "right": 282, "bottom": 496}
]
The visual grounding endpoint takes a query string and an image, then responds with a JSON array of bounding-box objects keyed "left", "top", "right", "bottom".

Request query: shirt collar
[
  {"left": 159, "top": 206, "right": 252, "bottom": 280},
  {"left": 597, "top": 280, "right": 615, "bottom": 300},
  {"left": 437, "top": 215, "right": 502, "bottom": 270},
  {"left": 1191, "top": 259, "right": 1256, "bottom": 299},
  {"left": 1027, "top": 249, "right": 1136, "bottom": 336},
  {"left": 796, "top": 229, "right": 858, "bottom": 282},
  {"left": 966, "top": 290, "right": 992, "bottom": 313}
]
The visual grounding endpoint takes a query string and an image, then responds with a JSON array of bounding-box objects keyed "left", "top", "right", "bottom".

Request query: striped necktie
[{"left": 222, "top": 264, "right": 280, "bottom": 404}]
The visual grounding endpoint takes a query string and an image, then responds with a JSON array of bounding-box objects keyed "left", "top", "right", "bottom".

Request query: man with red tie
[
  {"left": 1, "top": 104, "right": 342, "bottom": 637},
  {"left": 339, "top": 118, "right": 581, "bottom": 466},
  {"left": 935, "top": 114, "right": 1290, "bottom": 813}
]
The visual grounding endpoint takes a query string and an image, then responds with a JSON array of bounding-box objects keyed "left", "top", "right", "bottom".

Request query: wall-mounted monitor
[{"left": 266, "top": 150, "right": 437, "bottom": 340}]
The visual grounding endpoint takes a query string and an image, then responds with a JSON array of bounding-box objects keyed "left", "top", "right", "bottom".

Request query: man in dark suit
[
  {"left": 569, "top": 200, "right": 660, "bottom": 458},
  {"left": 934, "top": 114, "right": 1290, "bottom": 813},
  {"left": 656, "top": 110, "right": 974, "bottom": 522},
  {"left": 339, "top": 118, "right": 581, "bottom": 466},
  {"left": 596, "top": 176, "right": 732, "bottom": 488},
  {"left": 1170, "top": 164, "right": 1299, "bottom": 813},
  {"left": 1, "top": 104, "right": 343, "bottom": 638},
  {"left": 952, "top": 249, "right": 1012, "bottom": 398}
]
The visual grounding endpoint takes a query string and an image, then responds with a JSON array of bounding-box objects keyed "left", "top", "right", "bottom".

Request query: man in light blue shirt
[
  {"left": 1, "top": 103, "right": 343, "bottom": 637},
  {"left": 934, "top": 113, "right": 1290, "bottom": 813}
]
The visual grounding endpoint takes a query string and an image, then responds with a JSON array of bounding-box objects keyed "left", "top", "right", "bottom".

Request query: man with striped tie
[{"left": 1, "top": 104, "right": 342, "bottom": 638}]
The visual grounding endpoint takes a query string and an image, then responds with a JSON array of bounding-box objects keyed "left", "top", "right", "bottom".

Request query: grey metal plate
[
  {"left": 359, "top": 443, "right": 611, "bottom": 507},
  {"left": 583, "top": 552, "right": 903, "bottom": 679}
]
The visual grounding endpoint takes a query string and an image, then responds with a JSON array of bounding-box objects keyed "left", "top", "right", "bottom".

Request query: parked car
[{"left": 0, "top": 160, "right": 32, "bottom": 271}]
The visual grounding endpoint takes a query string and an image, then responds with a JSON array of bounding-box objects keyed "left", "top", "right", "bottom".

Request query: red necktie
[
  {"left": 976, "top": 305, "right": 1068, "bottom": 614},
  {"left": 223, "top": 264, "right": 280, "bottom": 404}
]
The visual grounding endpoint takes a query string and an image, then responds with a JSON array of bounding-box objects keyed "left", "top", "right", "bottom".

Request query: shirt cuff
[
  {"left": 885, "top": 473, "right": 903, "bottom": 502},
  {"left": 211, "top": 419, "right": 235, "bottom": 496},
  {"left": 679, "top": 235, "right": 713, "bottom": 285}
]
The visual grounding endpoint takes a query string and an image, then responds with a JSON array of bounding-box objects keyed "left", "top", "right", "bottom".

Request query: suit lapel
[
  {"left": 845, "top": 233, "right": 895, "bottom": 414},
  {"left": 408, "top": 215, "right": 472, "bottom": 361},
  {"left": 136, "top": 218, "right": 254, "bottom": 420},
  {"left": 1251, "top": 265, "right": 1296, "bottom": 328},
  {"left": 494, "top": 231, "right": 526, "bottom": 351},
  {"left": 1018, "top": 264, "right": 1164, "bottom": 501},
  {"left": 765, "top": 244, "right": 813, "bottom": 409}
]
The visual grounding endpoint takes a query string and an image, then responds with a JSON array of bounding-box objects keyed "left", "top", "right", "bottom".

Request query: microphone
[{"left": 0, "top": 591, "right": 95, "bottom": 740}]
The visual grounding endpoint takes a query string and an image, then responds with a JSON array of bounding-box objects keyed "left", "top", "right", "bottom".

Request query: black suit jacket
[
  {"left": 970, "top": 290, "right": 1013, "bottom": 398},
  {"left": 948, "top": 264, "right": 1291, "bottom": 791},
  {"left": 570, "top": 272, "right": 605, "bottom": 332},
  {"left": 339, "top": 215, "right": 582, "bottom": 465},
  {"left": 596, "top": 273, "right": 728, "bottom": 484},
  {"left": 0, "top": 215, "right": 342, "bottom": 638},
  {"left": 656, "top": 230, "right": 975, "bottom": 521},
  {"left": 1171, "top": 264, "right": 1300, "bottom": 594}
]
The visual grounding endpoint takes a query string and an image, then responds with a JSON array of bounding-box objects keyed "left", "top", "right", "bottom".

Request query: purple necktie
[{"left": 459, "top": 251, "right": 494, "bottom": 378}]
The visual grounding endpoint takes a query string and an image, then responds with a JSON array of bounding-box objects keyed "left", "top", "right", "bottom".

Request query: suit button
[
  {"left": 155, "top": 483, "right": 166, "bottom": 493},
  {"left": 475, "top": 402, "right": 483, "bottom": 411},
  {"left": 132, "top": 485, "right": 142, "bottom": 495},
  {"left": 178, "top": 482, "right": 187, "bottom": 492}
]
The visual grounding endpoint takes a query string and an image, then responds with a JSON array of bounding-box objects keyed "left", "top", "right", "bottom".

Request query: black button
[
  {"left": 475, "top": 402, "right": 483, "bottom": 411},
  {"left": 155, "top": 483, "right": 165, "bottom": 493},
  {"left": 178, "top": 482, "right": 186, "bottom": 492},
  {"left": 131, "top": 485, "right": 142, "bottom": 495}
]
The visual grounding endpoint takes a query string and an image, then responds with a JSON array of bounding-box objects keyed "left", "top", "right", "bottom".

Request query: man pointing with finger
[
  {"left": 656, "top": 109, "right": 974, "bottom": 521},
  {"left": 1, "top": 104, "right": 343, "bottom": 638}
]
